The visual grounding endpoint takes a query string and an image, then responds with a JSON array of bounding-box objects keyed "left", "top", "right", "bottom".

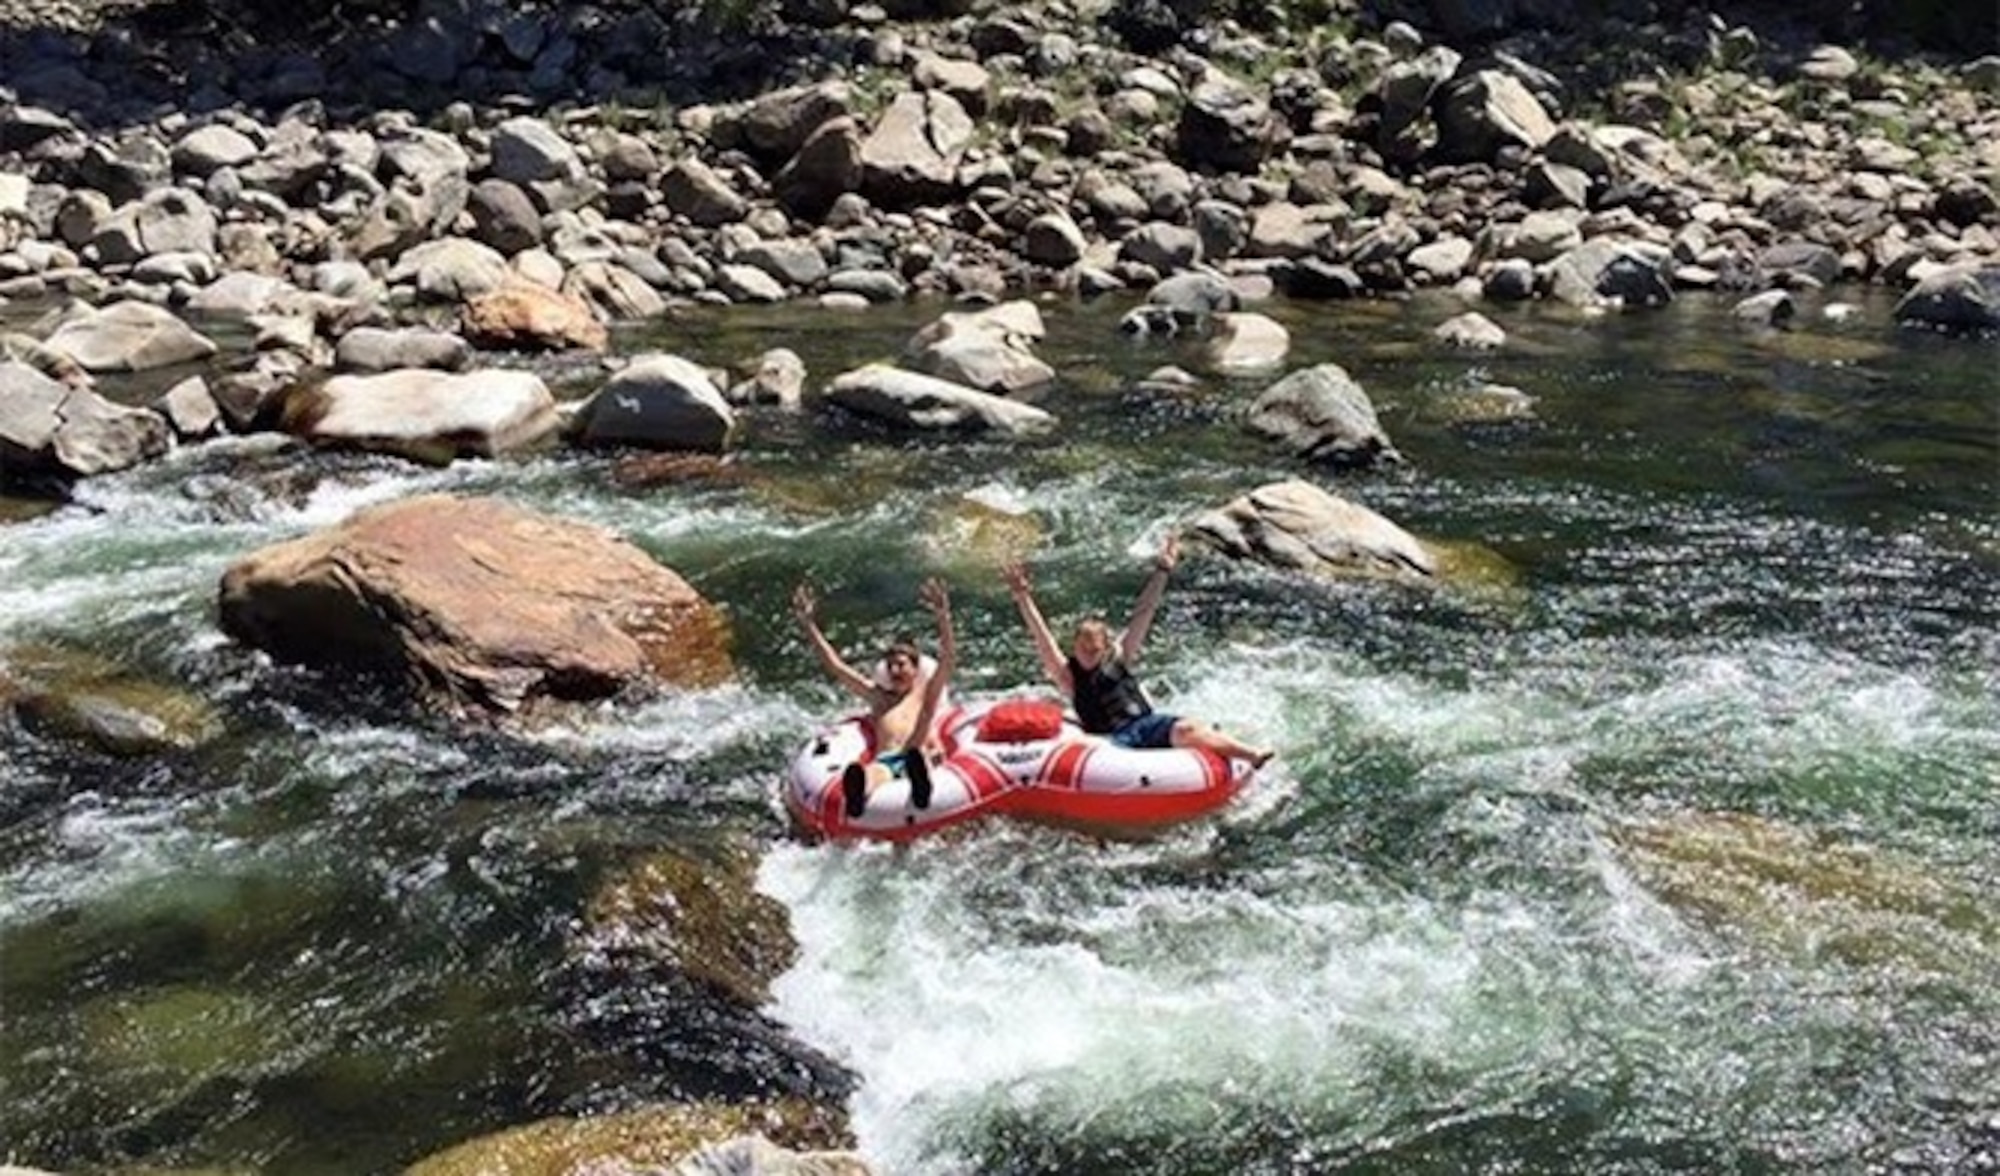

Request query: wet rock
[
  {"left": 1733, "top": 290, "right": 1795, "bottom": 328},
  {"left": 404, "top": 1100, "right": 851, "bottom": 1176},
  {"left": 825, "top": 364, "right": 1054, "bottom": 434},
  {"left": 577, "top": 354, "right": 737, "bottom": 452},
  {"left": 730, "top": 348, "right": 806, "bottom": 408},
  {"left": 1615, "top": 812, "right": 1998, "bottom": 978},
  {"left": 1435, "top": 311, "right": 1506, "bottom": 348},
  {"left": 1894, "top": 264, "right": 2000, "bottom": 335},
  {"left": 6, "top": 644, "right": 224, "bottom": 756},
  {"left": 1189, "top": 478, "right": 1435, "bottom": 581},
  {"left": 1245, "top": 362, "right": 1401, "bottom": 468},
  {"left": 582, "top": 844, "right": 795, "bottom": 1006},
  {"left": 673, "top": 1135, "right": 875, "bottom": 1175},
  {"left": 219, "top": 494, "right": 733, "bottom": 715}
]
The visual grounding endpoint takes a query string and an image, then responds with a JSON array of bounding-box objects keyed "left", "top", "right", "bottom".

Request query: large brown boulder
[{"left": 218, "top": 495, "right": 731, "bottom": 715}]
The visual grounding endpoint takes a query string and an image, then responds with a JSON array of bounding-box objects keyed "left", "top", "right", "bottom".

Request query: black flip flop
[{"left": 841, "top": 762, "right": 868, "bottom": 818}]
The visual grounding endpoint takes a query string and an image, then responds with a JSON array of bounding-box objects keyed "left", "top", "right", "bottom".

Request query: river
[{"left": 2, "top": 290, "right": 1996, "bottom": 1174}]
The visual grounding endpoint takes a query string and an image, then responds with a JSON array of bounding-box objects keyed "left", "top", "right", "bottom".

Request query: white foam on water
[
  {"left": 0, "top": 791, "right": 210, "bottom": 924},
  {"left": 760, "top": 834, "right": 1642, "bottom": 1174}
]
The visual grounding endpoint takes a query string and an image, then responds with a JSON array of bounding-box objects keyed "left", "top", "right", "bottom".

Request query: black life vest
[{"left": 1067, "top": 655, "right": 1153, "bottom": 734}]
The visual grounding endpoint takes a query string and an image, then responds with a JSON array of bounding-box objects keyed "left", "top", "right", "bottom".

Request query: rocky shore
[
  {"left": 1, "top": 6, "right": 1996, "bottom": 1168},
  {"left": 2, "top": 0, "right": 1997, "bottom": 492}
]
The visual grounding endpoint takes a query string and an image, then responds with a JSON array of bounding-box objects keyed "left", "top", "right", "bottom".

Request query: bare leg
[{"left": 1171, "top": 718, "right": 1274, "bottom": 768}]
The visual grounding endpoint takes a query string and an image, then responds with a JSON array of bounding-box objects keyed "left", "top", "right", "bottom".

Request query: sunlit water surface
[{"left": 2, "top": 291, "right": 1996, "bottom": 1174}]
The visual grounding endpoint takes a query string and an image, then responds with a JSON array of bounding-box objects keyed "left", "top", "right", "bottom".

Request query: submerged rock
[
  {"left": 1615, "top": 811, "right": 1999, "bottom": 979},
  {"left": 4, "top": 644, "right": 224, "bottom": 756},
  {"left": 218, "top": 494, "right": 732, "bottom": 716},
  {"left": 403, "top": 1099, "right": 852, "bottom": 1176},
  {"left": 582, "top": 843, "right": 796, "bottom": 1007}
]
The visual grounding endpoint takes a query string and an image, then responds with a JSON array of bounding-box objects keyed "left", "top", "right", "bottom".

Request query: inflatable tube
[{"left": 784, "top": 697, "right": 1254, "bottom": 843}]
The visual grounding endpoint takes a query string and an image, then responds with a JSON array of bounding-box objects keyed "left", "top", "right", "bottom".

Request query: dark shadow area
[{"left": 1, "top": 0, "right": 1989, "bottom": 138}]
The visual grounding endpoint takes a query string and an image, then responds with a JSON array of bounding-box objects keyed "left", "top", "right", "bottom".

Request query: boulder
[
  {"left": 1189, "top": 479, "right": 1435, "bottom": 581},
  {"left": 730, "top": 349, "right": 806, "bottom": 408},
  {"left": 577, "top": 355, "right": 737, "bottom": 452},
  {"left": 281, "top": 370, "right": 560, "bottom": 461},
  {"left": 334, "top": 326, "right": 473, "bottom": 373},
  {"left": 860, "top": 90, "right": 973, "bottom": 207},
  {"left": 462, "top": 280, "right": 608, "bottom": 351},
  {"left": 1204, "top": 312, "right": 1290, "bottom": 373},
  {"left": 1, "top": 362, "right": 172, "bottom": 479},
  {"left": 904, "top": 301, "right": 1053, "bottom": 395},
  {"left": 1436, "top": 69, "right": 1556, "bottom": 162},
  {"left": 825, "top": 364, "right": 1054, "bottom": 434},
  {"left": 1175, "top": 76, "right": 1289, "bottom": 174},
  {"left": 1245, "top": 363, "right": 1401, "bottom": 468},
  {"left": 1543, "top": 238, "right": 1674, "bottom": 309},
  {"left": 1434, "top": 311, "right": 1506, "bottom": 349},
  {"left": 1894, "top": 265, "right": 2000, "bottom": 335},
  {"left": 775, "top": 117, "right": 864, "bottom": 221},
  {"left": 42, "top": 300, "right": 217, "bottom": 372},
  {"left": 217, "top": 494, "right": 733, "bottom": 715}
]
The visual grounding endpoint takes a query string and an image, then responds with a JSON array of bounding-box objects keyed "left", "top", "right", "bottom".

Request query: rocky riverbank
[{"left": 3, "top": 0, "right": 1997, "bottom": 491}]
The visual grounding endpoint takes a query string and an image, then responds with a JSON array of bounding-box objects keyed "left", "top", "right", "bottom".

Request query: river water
[{"left": 2, "top": 292, "right": 1995, "bottom": 1175}]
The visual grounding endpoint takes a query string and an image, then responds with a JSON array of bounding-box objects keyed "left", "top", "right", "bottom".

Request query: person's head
[
  {"left": 1070, "top": 617, "right": 1114, "bottom": 668},
  {"left": 877, "top": 635, "right": 924, "bottom": 694}
]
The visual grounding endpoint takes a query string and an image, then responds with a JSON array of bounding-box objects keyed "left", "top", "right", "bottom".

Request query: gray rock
[
  {"left": 564, "top": 261, "right": 669, "bottom": 320},
  {"left": 468, "top": 178, "right": 545, "bottom": 254},
  {"left": 1022, "top": 210, "right": 1087, "bottom": 267},
  {"left": 1176, "top": 75, "right": 1288, "bottom": 174},
  {"left": 1894, "top": 265, "right": 2000, "bottom": 335},
  {"left": 730, "top": 348, "right": 806, "bottom": 408},
  {"left": 1246, "top": 362, "right": 1401, "bottom": 468},
  {"left": 662, "top": 158, "right": 748, "bottom": 227},
  {"left": 715, "top": 263, "right": 787, "bottom": 303},
  {"left": 1732, "top": 290, "right": 1795, "bottom": 327},
  {"left": 1434, "top": 311, "right": 1506, "bottom": 348},
  {"left": 155, "top": 375, "right": 222, "bottom": 437},
  {"left": 43, "top": 301, "right": 217, "bottom": 372},
  {"left": 386, "top": 237, "right": 511, "bottom": 302},
  {"left": 1119, "top": 222, "right": 1201, "bottom": 272},
  {"left": 826, "top": 268, "right": 907, "bottom": 302},
  {"left": 334, "top": 326, "right": 473, "bottom": 372},
  {"left": 285, "top": 369, "right": 559, "bottom": 459},
  {"left": 860, "top": 90, "right": 973, "bottom": 207},
  {"left": 578, "top": 354, "right": 736, "bottom": 451},
  {"left": 489, "top": 117, "right": 580, "bottom": 185},
  {"left": 825, "top": 363, "right": 1054, "bottom": 433},
  {"left": 1543, "top": 238, "right": 1674, "bottom": 309},
  {"left": 1191, "top": 478, "right": 1434, "bottom": 580},
  {"left": 738, "top": 239, "right": 830, "bottom": 289},
  {"left": 172, "top": 125, "right": 261, "bottom": 177},
  {"left": 776, "top": 116, "right": 864, "bottom": 221}
]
